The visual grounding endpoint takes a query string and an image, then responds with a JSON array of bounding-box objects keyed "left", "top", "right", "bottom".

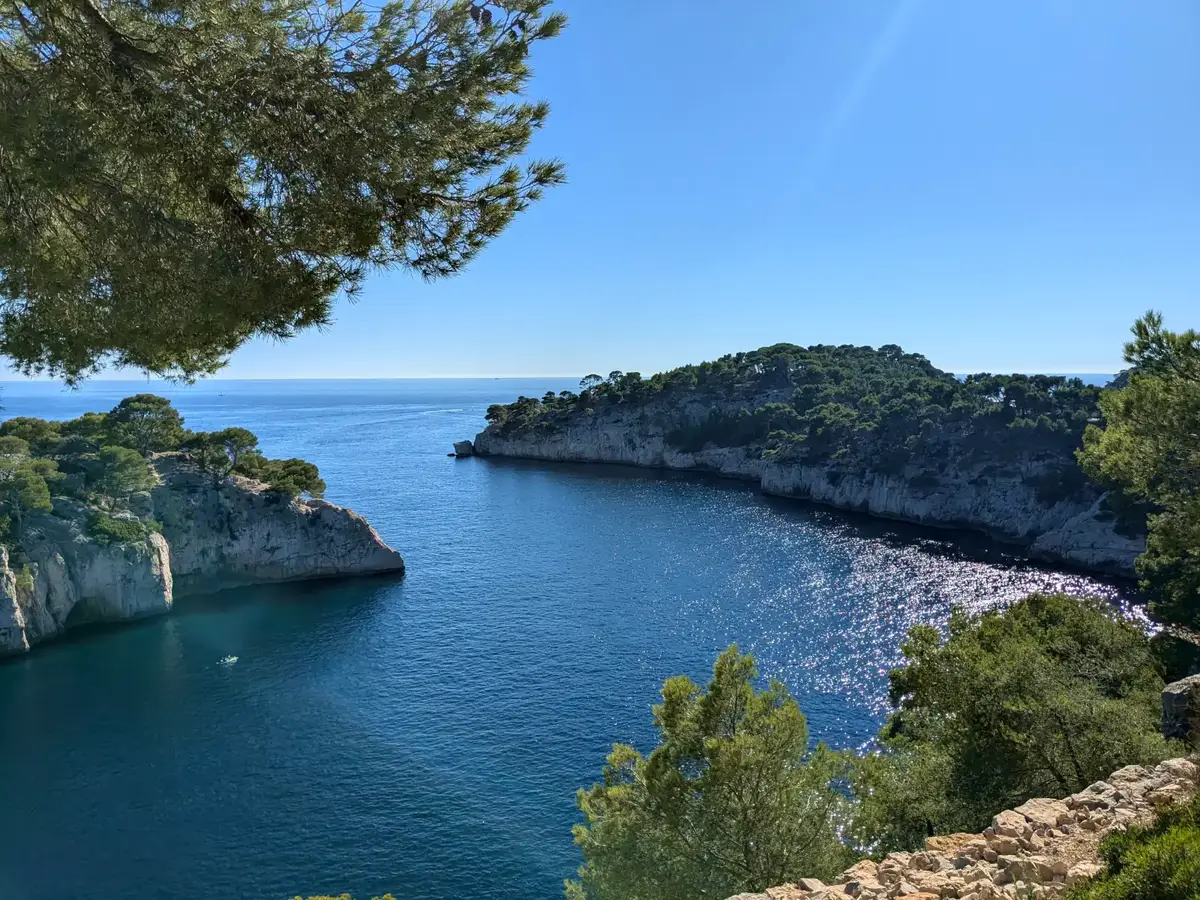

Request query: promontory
[
  {"left": 0, "top": 395, "right": 403, "bottom": 656},
  {"left": 464, "top": 343, "right": 1143, "bottom": 575}
]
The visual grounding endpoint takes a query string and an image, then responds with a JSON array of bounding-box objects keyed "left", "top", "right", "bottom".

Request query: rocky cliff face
[
  {"left": 0, "top": 532, "right": 174, "bottom": 657},
  {"left": 471, "top": 417, "right": 1143, "bottom": 575},
  {"left": 0, "top": 457, "right": 404, "bottom": 657},
  {"left": 152, "top": 456, "right": 405, "bottom": 596},
  {"left": 0, "top": 516, "right": 173, "bottom": 656}
]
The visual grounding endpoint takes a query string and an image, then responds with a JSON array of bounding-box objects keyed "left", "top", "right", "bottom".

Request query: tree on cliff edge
[
  {"left": 0, "top": 0, "right": 565, "bottom": 383},
  {"left": 1079, "top": 312, "right": 1200, "bottom": 629},
  {"left": 108, "top": 395, "right": 185, "bottom": 457}
]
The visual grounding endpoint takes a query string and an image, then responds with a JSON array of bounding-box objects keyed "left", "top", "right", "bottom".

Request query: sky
[{"left": 13, "top": 0, "right": 1200, "bottom": 380}]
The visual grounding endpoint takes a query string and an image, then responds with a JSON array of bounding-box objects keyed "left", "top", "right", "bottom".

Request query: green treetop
[
  {"left": 0, "top": 416, "right": 62, "bottom": 456},
  {"left": 107, "top": 395, "right": 185, "bottom": 457},
  {"left": 0, "top": 456, "right": 54, "bottom": 536},
  {"left": 256, "top": 458, "right": 327, "bottom": 499},
  {"left": 1079, "top": 312, "right": 1200, "bottom": 629},
  {"left": 567, "top": 646, "right": 852, "bottom": 900},
  {"left": 94, "top": 445, "right": 155, "bottom": 501},
  {"left": 0, "top": 0, "right": 565, "bottom": 382},
  {"left": 0, "top": 435, "right": 31, "bottom": 458},
  {"left": 185, "top": 427, "right": 259, "bottom": 481}
]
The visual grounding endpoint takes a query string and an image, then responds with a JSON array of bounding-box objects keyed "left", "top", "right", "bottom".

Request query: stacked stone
[{"left": 728, "top": 757, "right": 1197, "bottom": 900}]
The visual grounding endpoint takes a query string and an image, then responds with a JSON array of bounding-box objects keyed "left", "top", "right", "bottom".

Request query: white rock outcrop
[
  {"left": 0, "top": 515, "right": 173, "bottom": 656},
  {"left": 152, "top": 456, "right": 405, "bottom": 596},
  {"left": 473, "top": 415, "right": 1142, "bottom": 575},
  {"left": 728, "top": 757, "right": 1199, "bottom": 900},
  {"left": 0, "top": 456, "right": 404, "bottom": 656}
]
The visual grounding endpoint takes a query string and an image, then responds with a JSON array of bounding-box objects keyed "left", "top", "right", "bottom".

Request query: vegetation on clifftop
[
  {"left": 485, "top": 343, "right": 1105, "bottom": 505},
  {"left": 1066, "top": 792, "right": 1200, "bottom": 900},
  {"left": 851, "top": 593, "right": 1174, "bottom": 853},
  {"left": 0, "top": 394, "right": 324, "bottom": 546}
]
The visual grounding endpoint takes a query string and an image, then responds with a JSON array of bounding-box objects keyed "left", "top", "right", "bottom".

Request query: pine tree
[{"left": 0, "top": 0, "right": 565, "bottom": 381}]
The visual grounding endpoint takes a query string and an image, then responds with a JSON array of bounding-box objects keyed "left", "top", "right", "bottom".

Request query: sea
[{"left": 0, "top": 377, "right": 1129, "bottom": 900}]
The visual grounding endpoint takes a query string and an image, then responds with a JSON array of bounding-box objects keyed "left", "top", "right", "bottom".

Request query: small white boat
[{"left": 218, "top": 655, "right": 239, "bottom": 666}]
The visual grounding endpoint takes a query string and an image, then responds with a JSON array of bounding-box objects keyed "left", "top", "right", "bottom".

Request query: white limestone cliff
[
  {"left": 0, "top": 457, "right": 404, "bottom": 657},
  {"left": 152, "top": 455, "right": 405, "bottom": 595},
  {"left": 471, "top": 417, "right": 1143, "bottom": 575},
  {"left": 0, "top": 523, "right": 172, "bottom": 655}
]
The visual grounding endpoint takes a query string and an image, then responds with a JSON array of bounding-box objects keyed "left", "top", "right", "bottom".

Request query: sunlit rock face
[
  {"left": 152, "top": 456, "right": 405, "bottom": 597},
  {"left": 0, "top": 457, "right": 404, "bottom": 657}
]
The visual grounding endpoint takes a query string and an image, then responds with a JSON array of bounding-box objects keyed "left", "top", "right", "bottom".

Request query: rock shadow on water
[
  {"left": 473, "top": 455, "right": 1134, "bottom": 596},
  {"left": 171, "top": 576, "right": 405, "bottom": 652},
  {"left": 1, "top": 576, "right": 405, "bottom": 669}
]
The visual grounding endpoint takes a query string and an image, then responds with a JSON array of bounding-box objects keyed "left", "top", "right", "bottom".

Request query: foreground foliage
[
  {"left": 0, "top": 0, "right": 564, "bottom": 381},
  {"left": 567, "top": 646, "right": 853, "bottom": 900},
  {"left": 851, "top": 594, "right": 1176, "bottom": 852},
  {"left": 1079, "top": 312, "right": 1200, "bottom": 630},
  {"left": 1067, "top": 793, "right": 1200, "bottom": 900}
]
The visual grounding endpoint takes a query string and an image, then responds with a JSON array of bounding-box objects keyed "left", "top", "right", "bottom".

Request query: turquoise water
[{"left": 0, "top": 379, "right": 1130, "bottom": 900}]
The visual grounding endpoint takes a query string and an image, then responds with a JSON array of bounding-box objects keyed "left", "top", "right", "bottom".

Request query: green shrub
[
  {"left": 1068, "top": 792, "right": 1200, "bottom": 899},
  {"left": 14, "top": 564, "right": 34, "bottom": 593},
  {"left": 88, "top": 513, "right": 149, "bottom": 545},
  {"left": 851, "top": 594, "right": 1179, "bottom": 853},
  {"left": 260, "top": 459, "right": 325, "bottom": 499}
]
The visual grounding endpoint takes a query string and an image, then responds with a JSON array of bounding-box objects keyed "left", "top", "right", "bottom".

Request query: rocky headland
[
  {"left": 465, "top": 346, "right": 1144, "bottom": 575},
  {"left": 0, "top": 454, "right": 404, "bottom": 657}
]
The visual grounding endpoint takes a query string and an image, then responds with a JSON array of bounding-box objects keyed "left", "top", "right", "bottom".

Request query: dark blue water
[{"left": 0, "top": 379, "right": 1130, "bottom": 900}]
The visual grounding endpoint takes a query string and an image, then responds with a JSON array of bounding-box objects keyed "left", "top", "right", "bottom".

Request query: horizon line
[{"left": 0, "top": 368, "right": 1124, "bottom": 384}]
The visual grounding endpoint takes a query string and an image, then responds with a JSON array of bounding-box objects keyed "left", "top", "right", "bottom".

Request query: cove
[{"left": 0, "top": 379, "right": 1131, "bottom": 900}]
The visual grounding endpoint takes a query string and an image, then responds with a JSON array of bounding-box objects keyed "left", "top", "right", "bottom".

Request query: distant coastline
[{"left": 466, "top": 345, "right": 1137, "bottom": 575}]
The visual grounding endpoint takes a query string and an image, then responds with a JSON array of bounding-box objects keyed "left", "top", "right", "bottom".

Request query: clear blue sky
[{"left": 26, "top": 0, "right": 1200, "bottom": 378}]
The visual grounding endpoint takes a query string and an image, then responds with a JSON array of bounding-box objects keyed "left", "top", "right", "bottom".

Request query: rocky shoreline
[
  {"left": 727, "top": 756, "right": 1199, "bottom": 900},
  {"left": 0, "top": 455, "right": 404, "bottom": 657},
  {"left": 464, "top": 422, "right": 1144, "bottom": 577}
]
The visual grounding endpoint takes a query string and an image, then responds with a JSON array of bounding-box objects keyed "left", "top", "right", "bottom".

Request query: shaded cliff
[
  {"left": 472, "top": 423, "right": 1141, "bottom": 574},
  {"left": 0, "top": 457, "right": 403, "bottom": 657},
  {"left": 0, "top": 521, "right": 172, "bottom": 655}
]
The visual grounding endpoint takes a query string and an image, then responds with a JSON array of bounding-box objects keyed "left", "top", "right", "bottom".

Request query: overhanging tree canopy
[{"left": 0, "top": 0, "right": 565, "bottom": 382}]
